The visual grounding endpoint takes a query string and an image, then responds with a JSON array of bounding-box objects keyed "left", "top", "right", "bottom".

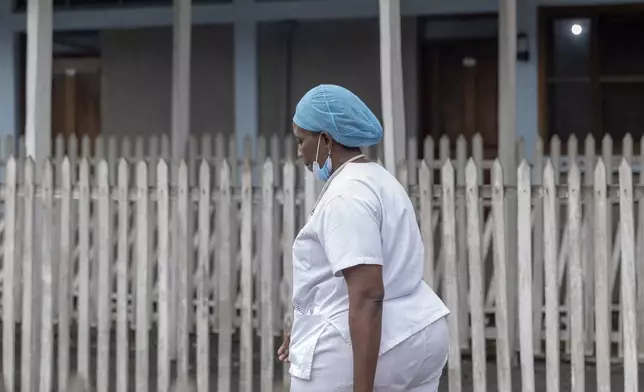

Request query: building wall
[
  {"left": 100, "top": 18, "right": 418, "bottom": 150},
  {"left": 101, "top": 25, "right": 234, "bottom": 138}
]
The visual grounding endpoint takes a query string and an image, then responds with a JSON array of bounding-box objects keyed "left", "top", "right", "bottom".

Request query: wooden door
[
  {"left": 420, "top": 38, "right": 498, "bottom": 158},
  {"left": 52, "top": 57, "right": 101, "bottom": 153}
]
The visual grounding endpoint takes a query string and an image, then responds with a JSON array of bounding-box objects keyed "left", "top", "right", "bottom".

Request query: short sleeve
[{"left": 319, "top": 193, "right": 383, "bottom": 277}]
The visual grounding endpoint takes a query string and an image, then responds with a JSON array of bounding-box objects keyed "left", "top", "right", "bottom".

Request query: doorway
[
  {"left": 18, "top": 31, "right": 101, "bottom": 155},
  {"left": 52, "top": 57, "right": 101, "bottom": 148},
  {"left": 420, "top": 36, "right": 499, "bottom": 158}
]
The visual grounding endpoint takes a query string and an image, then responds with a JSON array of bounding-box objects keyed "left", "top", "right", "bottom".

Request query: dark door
[{"left": 420, "top": 38, "right": 498, "bottom": 158}]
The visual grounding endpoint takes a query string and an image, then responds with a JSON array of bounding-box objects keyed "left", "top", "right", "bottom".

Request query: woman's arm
[
  {"left": 319, "top": 192, "right": 385, "bottom": 391},
  {"left": 343, "top": 264, "right": 384, "bottom": 392}
]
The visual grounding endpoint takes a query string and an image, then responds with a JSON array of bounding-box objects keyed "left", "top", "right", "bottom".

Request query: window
[{"left": 542, "top": 7, "right": 644, "bottom": 145}]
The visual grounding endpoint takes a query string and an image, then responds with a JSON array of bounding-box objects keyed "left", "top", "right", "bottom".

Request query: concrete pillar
[
  {"left": 498, "top": 0, "right": 518, "bottom": 362},
  {"left": 378, "top": 0, "right": 406, "bottom": 174},
  {"left": 516, "top": 0, "right": 538, "bottom": 160},
  {"left": 25, "top": 0, "right": 54, "bottom": 164},
  {"left": 234, "top": 19, "right": 258, "bottom": 160},
  {"left": 0, "top": 0, "right": 17, "bottom": 153},
  {"left": 171, "top": 0, "right": 192, "bottom": 161}
]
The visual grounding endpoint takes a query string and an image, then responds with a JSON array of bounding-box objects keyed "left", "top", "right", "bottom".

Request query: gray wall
[
  {"left": 100, "top": 18, "right": 418, "bottom": 148},
  {"left": 101, "top": 25, "right": 234, "bottom": 138}
]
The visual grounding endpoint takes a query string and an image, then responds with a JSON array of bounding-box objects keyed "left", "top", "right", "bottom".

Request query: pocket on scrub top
[{"left": 288, "top": 312, "right": 329, "bottom": 380}]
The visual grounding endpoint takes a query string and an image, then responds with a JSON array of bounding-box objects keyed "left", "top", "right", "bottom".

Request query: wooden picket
[
  {"left": 0, "top": 132, "right": 641, "bottom": 391},
  {"left": 517, "top": 161, "right": 534, "bottom": 392}
]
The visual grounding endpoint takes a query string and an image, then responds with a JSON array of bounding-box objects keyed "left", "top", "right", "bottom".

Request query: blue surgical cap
[{"left": 293, "top": 84, "right": 383, "bottom": 148}]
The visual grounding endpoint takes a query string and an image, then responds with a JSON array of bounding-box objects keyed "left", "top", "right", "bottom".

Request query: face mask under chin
[{"left": 312, "top": 134, "right": 332, "bottom": 182}]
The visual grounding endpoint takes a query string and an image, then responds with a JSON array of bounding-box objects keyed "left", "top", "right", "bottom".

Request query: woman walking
[{"left": 278, "top": 84, "right": 450, "bottom": 392}]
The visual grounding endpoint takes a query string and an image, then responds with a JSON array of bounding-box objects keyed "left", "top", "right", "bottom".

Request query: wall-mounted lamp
[{"left": 517, "top": 32, "right": 530, "bottom": 62}]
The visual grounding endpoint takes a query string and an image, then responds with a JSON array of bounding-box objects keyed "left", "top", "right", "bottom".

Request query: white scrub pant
[{"left": 290, "top": 316, "right": 449, "bottom": 392}]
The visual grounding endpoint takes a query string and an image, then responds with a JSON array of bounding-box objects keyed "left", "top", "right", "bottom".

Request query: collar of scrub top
[{"left": 309, "top": 153, "right": 366, "bottom": 218}]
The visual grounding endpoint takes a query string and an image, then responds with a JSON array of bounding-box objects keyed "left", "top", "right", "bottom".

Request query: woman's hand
[{"left": 277, "top": 332, "right": 291, "bottom": 363}]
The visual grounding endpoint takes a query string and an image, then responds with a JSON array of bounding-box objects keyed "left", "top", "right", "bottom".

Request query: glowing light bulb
[{"left": 571, "top": 24, "right": 583, "bottom": 36}]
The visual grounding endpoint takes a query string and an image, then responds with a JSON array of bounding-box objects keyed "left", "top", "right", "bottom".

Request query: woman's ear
[{"left": 321, "top": 132, "right": 333, "bottom": 152}]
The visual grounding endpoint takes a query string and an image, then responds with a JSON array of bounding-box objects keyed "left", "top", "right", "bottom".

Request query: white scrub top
[{"left": 289, "top": 161, "right": 450, "bottom": 380}]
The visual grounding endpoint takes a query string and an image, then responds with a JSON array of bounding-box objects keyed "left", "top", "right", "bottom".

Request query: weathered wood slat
[
  {"left": 3, "top": 158, "right": 16, "bottom": 392},
  {"left": 638, "top": 136, "right": 644, "bottom": 358},
  {"left": 465, "top": 159, "right": 486, "bottom": 392},
  {"left": 618, "top": 160, "right": 638, "bottom": 392},
  {"left": 517, "top": 160, "right": 534, "bottom": 392},
  {"left": 261, "top": 160, "right": 275, "bottom": 392},
  {"left": 197, "top": 160, "right": 210, "bottom": 392},
  {"left": 441, "top": 161, "right": 461, "bottom": 392},
  {"left": 78, "top": 159, "right": 91, "bottom": 387},
  {"left": 136, "top": 162, "right": 150, "bottom": 392},
  {"left": 419, "top": 160, "right": 434, "bottom": 286},
  {"left": 492, "top": 160, "right": 512, "bottom": 392},
  {"left": 20, "top": 159, "right": 35, "bottom": 392},
  {"left": 281, "top": 160, "right": 296, "bottom": 390},
  {"left": 583, "top": 135, "right": 596, "bottom": 356},
  {"left": 58, "top": 158, "right": 72, "bottom": 392},
  {"left": 116, "top": 159, "right": 130, "bottom": 392},
  {"left": 39, "top": 160, "right": 54, "bottom": 392},
  {"left": 593, "top": 159, "right": 611, "bottom": 392},
  {"left": 568, "top": 162, "right": 584, "bottom": 392},
  {"left": 531, "top": 138, "right": 544, "bottom": 353},
  {"left": 157, "top": 160, "right": 171, "bottom": 392},
  {"left": 240, "top": 160, "right": 254, "bottom": 392},
  {"left": 218, "top": 161, "right": 233, "bottom": 392},
  {"left": 455, "top": 136, "right": 469, "bottom": 350},
  {"left": 543, "top": 161, "right": 560, "bottom": 392},
  {"left": 96, "top": 161, "right": 111, "bottom": 392},
  {"left": 176, "top": 162, "right": 191, "bottom": 377}
]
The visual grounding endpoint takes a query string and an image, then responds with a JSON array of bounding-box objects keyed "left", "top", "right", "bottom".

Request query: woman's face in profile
[{"left": 293, "top": 123, "right": 329, "bottom": 172}]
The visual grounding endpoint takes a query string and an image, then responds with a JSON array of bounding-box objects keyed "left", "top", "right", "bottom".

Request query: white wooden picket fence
[{"left": 0, "top": 132, "right": 643, "bottom": 392}]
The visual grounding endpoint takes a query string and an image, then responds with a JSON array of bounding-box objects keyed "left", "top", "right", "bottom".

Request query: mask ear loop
[{"left": 314, "top": 134, "right": 322, "bottom": 163}]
